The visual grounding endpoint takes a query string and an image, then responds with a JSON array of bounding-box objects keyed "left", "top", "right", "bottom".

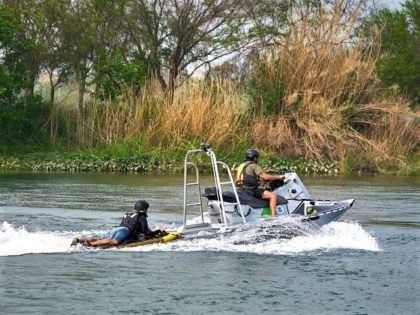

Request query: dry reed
[
  {"left": 152, "top": 80, "right": 246, "bottom": 149},
  {"left": 250, "top": 0, "right": 419, "bottom": 166},
  {"left": 65, "top": 79, "right": 248, "bottom": 152}
]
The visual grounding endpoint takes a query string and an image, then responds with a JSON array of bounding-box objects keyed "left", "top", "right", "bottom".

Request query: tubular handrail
[
  {"left": 215, "top": 161, "right": 246, "bottom": 224},
  {"left": 182, "top": 145, "right": 246, "bottom": 230},
  {"left": 183, "top": 150, "right": 205, "bottom": 227}
]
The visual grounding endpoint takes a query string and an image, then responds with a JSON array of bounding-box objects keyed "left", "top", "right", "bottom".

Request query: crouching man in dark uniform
[{"left": 72, "top": 200, "right": 164, "bottom": 247}]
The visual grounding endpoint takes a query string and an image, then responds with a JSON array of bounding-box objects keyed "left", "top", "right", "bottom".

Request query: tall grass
[
  {"left": 53, "top": 79, "right": 248, "bottom": 154},
  {"left": 152, "top": 80, "right": 247, "bottom": 150},
  {"left": 347, "top": 100, "right": 419, "bottom": 169},
  {"left": 248, "top": 0, "right": 419, "bottom": 168}
]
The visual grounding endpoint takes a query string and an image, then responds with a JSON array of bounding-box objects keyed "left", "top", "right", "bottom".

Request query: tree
[
  {"left": 126, "top": 0, "right": 246, "bottom": 97},
  {"left": 2, "top": 0, "right": 47, "bottom": 98},
  {"left": 89, "top": 0, "right": 149, "bottom": 100},
  {"left": 371, "top": 0, "right": 420, "bottom": 107},
  {"left": 92, "top": 52, "right": 149, "bottom": 100},
  {"left": 0, "top": 3, "right": 48, "bottom": 146},
  {"left": 37, "top": 0, "right": 72, "bottom": 105},
  {"left": 0, "top": 4, "right": 24, "bottom": 143},
  {"left": 60, "top": 0, "right": 96, "bottom": 141}
]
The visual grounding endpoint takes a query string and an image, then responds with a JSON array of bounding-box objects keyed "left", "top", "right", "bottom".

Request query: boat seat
[{"left": 202, "top": 187, "right": 288, "bottom": 209}]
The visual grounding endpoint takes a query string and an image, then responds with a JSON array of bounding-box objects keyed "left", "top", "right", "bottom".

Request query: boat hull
[
  {"left": 303, "top": 199, "right": 354, "bottom": 226},
  {"left": 207, "top": 199, "right": 354, "bottom": 227}
]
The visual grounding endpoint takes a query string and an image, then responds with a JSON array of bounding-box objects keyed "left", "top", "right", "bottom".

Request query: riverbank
[{"left": 0, "top": 149, "right": 418, "bottom": 175}]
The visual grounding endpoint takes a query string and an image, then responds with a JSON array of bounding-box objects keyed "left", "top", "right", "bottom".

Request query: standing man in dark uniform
[{"left": 236, "top": 149, "right": 285, "bottom": 217}]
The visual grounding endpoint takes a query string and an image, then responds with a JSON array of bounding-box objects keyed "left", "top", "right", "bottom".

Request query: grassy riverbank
[
  {"left": 0, "top": 149, "right": 332, "bottom": 174},
  {"left": 1, "top": 78, "right": 418, "bottom": 176},
  {"left": 1, "top": 145, "right": 418, "bottom": 175},
  {"left": 1, "top": 78, "right": 417, "bottom": 176}
]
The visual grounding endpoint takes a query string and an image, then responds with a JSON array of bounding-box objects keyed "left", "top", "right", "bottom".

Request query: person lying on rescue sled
[
  {"left": 71, "top": 200, "right": 165, "bottom": 247},
  {"left": 236, "top": 149, "right": 285, "bottom": 217}
]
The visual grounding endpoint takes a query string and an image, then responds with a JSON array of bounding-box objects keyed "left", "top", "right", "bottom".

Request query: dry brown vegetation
[
  {"left": 63, "top": 79, "right": 248, "bottom": 153},
  {"left": 247, "top": 1, "right": 419, "bottom": 170}
]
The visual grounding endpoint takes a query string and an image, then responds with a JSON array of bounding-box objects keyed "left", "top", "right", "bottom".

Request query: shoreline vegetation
[
  {"left": 0, "top": 147, "right": 418, "bottom": 176},
  {"left": 1, "top": 1, "right": 418, "bottom": 176},
  {"left": 0, "top": 151, "right": 339, "bottom": 174}
]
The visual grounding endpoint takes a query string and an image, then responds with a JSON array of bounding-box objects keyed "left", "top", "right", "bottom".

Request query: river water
[{"left": 0, "top": 172, "right": 419, "bottom": 314}]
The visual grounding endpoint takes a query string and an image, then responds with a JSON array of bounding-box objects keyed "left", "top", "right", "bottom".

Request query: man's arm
[
  {"left": 146, "top": 227, "right": 165, "bottom": 237},
  {"left": 259, "top": 172, "right": 285, "bottom": 182}
]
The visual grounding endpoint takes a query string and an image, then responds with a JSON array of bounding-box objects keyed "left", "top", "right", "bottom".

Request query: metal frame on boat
[{"left": 181, "top": 144, "right": 244, "bottom": 235}]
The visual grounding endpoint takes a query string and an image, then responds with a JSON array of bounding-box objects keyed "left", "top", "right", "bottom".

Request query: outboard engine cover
[{"left": 274, "top": 173, "right": 312, "bottom": 200}]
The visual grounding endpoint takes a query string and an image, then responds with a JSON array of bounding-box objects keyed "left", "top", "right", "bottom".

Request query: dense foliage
[
  {"left": 0, "top": 5, "right": 48, "bottom": 147},
  {"left": 370, "top": 0, "right": 420, "bottom": 107}
]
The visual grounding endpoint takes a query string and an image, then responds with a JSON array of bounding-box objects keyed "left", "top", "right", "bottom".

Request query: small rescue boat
[{"left": 179, "top": 144, "right": 354, "bottom": 236}]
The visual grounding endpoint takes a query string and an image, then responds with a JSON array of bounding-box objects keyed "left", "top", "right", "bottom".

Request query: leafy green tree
[
  {"left": 0, "top": 4, "right": 29, "bottom": 142},
  {"left": 37, "top": 0, "right": 72, "bottom": 104},
  {"left": 372, "top": 0, "right": 419, "bottom": 107},
  {"left": 126, "top": 0, "right": 246, "bottom": 98},
  {"left": 0, "top": 3, "right": 49, "bottom": 147},
  {"left": 3, "top": 1, "right": 47, "bottom": 97},
  {"left": 88, "top": 0, "right": 149, "bottom": 100},
  {"left": 61, "top": 0, "right": 149, "bottom": 139},
  {"left": 92, "top": 52, "right": 149, "bottom": 101},
  {"left": 60, "top": 0, "right": 96, "bottom": 141}
]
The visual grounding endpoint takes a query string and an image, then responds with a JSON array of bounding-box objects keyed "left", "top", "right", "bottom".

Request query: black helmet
[
  {"left": 134, "top": 200, "right": 149, "bottom": 211},
  {"left": 245, "top": 149, "right": 259, "bottom": 161}
]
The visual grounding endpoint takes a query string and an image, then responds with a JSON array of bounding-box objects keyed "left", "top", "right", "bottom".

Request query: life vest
[
  {"left": 235, "top": 161, "right": 259, "bottom": 189},
  {"left": 119, "top": 211, "right": 148, "bottom": 238}
]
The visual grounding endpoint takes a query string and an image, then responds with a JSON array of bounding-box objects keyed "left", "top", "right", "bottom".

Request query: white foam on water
[
  {"left": 253, "top": 221, "right": 381, "bottom": 255},
  {"left": 0, "top": 221, "right": 77, "bottom": 256},
  {"left": 1, "top": 219, "right": 380, "bottom": 256},
  {"left": 123, "top": 220, "right": 381, "bottom": 255}
]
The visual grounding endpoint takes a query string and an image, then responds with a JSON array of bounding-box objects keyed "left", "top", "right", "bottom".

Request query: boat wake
[
  {"left": 132, "top": 218, "right": 381, "bottom": 255},
  {"left": 0, "top": 219, "right": 380, "bottom": 257},
  {"left": 0, "top": 221, "right": 75, "bottom": 256}
]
